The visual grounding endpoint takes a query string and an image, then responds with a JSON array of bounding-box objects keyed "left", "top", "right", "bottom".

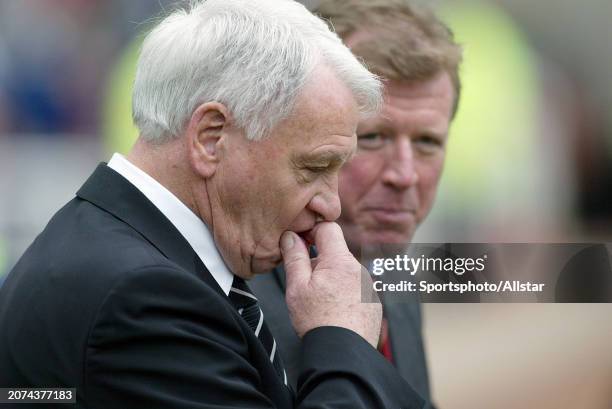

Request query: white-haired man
[
  {"left": 0, "top": 1, "right": 426, "bottom": 408},
  {"left": 251, "top": 0, "right": 462, "bottom": 405}
]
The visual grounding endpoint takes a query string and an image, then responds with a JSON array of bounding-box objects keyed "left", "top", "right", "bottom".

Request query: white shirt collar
[{"left": 107, "top": 153, "right": 234, "bottom": 295}]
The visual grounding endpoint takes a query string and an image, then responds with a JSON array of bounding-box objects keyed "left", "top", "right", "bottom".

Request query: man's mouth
[
  {"left": 363, "top": 205, "right": 415, "bottom": 213},
  {"left": 363, "top": 207, "right": 416, "bottom": 224},
  {"left": 296, "top": 229, "right": 315, "bottom": 247}
]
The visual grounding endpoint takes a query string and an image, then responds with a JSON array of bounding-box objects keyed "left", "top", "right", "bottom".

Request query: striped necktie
[{"left": 229, "top": 276, "right": 288, "bottom": 386}]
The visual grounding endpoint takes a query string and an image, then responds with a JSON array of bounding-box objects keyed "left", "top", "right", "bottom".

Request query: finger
[
  {"left": 310, "top": 256, "right": 318, "bottom": 271},
  {"left": 311, "top": 222, "right": 350, "bottom": 257},
  {"left": 281, "top": 231, "right": 312, "bottom": 291}
]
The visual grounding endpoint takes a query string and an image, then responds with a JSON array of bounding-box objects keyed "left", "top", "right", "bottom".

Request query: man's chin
[
  {"left": 363, "top": 230, "right": 415, "bottom": 248},
  {"left": 345, "top": 230, "right": 413, "bottom": 258},
  {"left": 249, "top": 255, "right": 282, "bottom": 277}
]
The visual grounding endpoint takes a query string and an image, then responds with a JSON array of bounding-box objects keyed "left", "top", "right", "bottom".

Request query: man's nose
[
  {"left": 382, "top": 138, "right": 418, "bottom": 189},
  {"left": 308, "top": 182, "right": 342, "bottom": 222}
]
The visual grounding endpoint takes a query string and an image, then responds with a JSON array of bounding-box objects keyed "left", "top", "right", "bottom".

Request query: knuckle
[{"left": 284, "top": 253, "right": 306, "bottom": 270}]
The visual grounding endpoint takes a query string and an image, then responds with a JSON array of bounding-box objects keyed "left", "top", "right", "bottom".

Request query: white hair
[{"left": 132, "top": 0, "right": 382, "bottom": 141}]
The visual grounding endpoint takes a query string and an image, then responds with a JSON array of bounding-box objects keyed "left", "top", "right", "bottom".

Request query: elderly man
[
  {"left": 251, "top": 0, "right": 462, "bottom": 401},
  {"left": 0, "top": 1, "right": 426, "bottom": 408}
]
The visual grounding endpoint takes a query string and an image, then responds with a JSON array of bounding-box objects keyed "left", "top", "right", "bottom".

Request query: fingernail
[{"left": 280, "top": 232, "right": 295, "bottom": 253}]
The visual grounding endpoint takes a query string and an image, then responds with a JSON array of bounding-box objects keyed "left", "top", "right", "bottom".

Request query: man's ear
[{"left": 186, "top": 102, "right": 230, "bottom": 178}]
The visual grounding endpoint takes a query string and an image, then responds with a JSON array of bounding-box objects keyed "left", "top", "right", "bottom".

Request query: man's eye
[
  {"left": 414, "top": 135, "right": 443, "bottom": 154},
  {"left": 357, "top": 133, "right": 385, "bottom": 150},
  {"left": 307, "top": 166, "right": 329, "bottom": 173}
]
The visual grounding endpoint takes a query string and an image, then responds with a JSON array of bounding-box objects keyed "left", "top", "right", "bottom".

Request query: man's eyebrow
[{"left": 297, "top": 149, "right": 354, "bottom": 166}]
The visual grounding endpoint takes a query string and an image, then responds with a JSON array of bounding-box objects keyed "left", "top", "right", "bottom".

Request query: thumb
[{"left": 281, "top": 231, "right": 312, "bottom": 292}]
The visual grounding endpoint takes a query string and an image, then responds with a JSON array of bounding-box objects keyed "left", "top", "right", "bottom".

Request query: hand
[{"left": 280, "top": 222, "right": 382, "bottom": 348}]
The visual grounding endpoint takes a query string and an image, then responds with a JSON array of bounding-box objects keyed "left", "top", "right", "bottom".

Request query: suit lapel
[
  {"left": 76, "top": 163, "right": 226, "bottom": 299},
  {"left": 384, "top": 297, "right": 431, "bottom": 398}
]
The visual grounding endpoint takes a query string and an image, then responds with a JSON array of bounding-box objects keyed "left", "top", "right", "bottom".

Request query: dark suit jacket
[
  {"left": 0, "top": 164, "right": 426, "bottom": 409},
  {"left": 250, "top": 263, "right": 433, "bottom": 401}
]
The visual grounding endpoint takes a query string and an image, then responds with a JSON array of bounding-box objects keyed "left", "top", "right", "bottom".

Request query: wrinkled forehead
[{"left": 379, "top": 74, "right": 455, "bottom": 120}]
